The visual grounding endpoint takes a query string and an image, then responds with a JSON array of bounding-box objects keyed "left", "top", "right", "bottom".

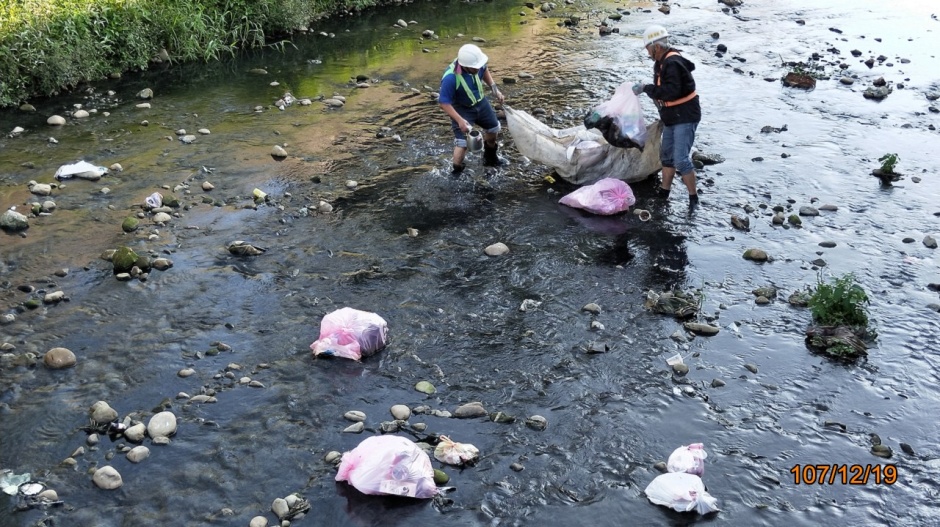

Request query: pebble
[
  {"left": 178, "top": 368, "right": 196, "bottom": 377},
  {"left": 147, "top": 411, "right": 178, "bottom": 438},
  {"left": 343, "top": 422, "right": 364, "bottom": 433},
  {"left": 525, "top": 415, "right": 547, "bottom": 431},
  {"left": 454, "top": 402, "right": 487, "bottom": 418},
  {"left": 672, "top": 363, "right": 689, "bottom": 375},
  {"left": 92, "top": 466, "right": 123, "bottom": 489},
  {"left": 344, "top": 410, "right": 366, "bottom": 422},
  {"left": 744, "top": 363, "right": 759, "bottom": 374},
  {"left": 126, "top": 445, "right": 150, "bottom": 463},
  {"left": 415, "top": 381, "right": 436, "bottom": 394},
  {"left": 581, "top": 303, "right": 601, "bottom": 314},
  {"left": 390, "top": 404, "right": 411, "bottom": 420},
  {"left": 250, "top": 517, "right": 269, "bottom": 527},
  {"left": 324, "top": 451, "right": 342, "bottom": 464},
  {"left": 43, "top": 347, "right": 76, "bottom": 369},
  {"left": 484, "top": 242, "right": 510, "bottom": 256},
  {"left": 125, "top": 423, "right": 146, "bottom": 442},
  {"left": 711, "top": 379, "right": 726, "bottom": 388},
  {"left": 510, "top": 463, "right": 524, "bottom": 472}
]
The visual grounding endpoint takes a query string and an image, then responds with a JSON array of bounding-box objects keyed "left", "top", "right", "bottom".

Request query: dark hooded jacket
[{"left": 642, "top": 48, "right": 701, "bottom": 126}]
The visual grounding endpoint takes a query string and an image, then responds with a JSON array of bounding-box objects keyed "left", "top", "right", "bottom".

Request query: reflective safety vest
[
  {"left": 656, "top": 51, "right": 698, "bottom": 108},
  {"left": 442, "top": 61, "right": 485, "bottom": 106}
]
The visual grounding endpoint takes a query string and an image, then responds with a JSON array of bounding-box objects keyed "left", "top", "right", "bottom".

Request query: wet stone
[
  {"left": 871, "top": 444, "right": 892, "bottom": 458},
  {"left": 672, "top": 363, "right": 689, "bottom": 375},
  {"left": 711, "top": 379, "right": 726, "bottom": 388},
  {"left": 900, "top": 443, "right": 915, "bottom": 456},
  {"left": 744, "top": 363, "right": 759, "bottom": 374},
  {"left": 510, "top": 463, "right": 524, "bottom": 472},
  {"left": 454, "top": 402, "right": 487, "bottom": 418},
  {"left": 654, "top": 461, "right": 668, "bottom": 472}
]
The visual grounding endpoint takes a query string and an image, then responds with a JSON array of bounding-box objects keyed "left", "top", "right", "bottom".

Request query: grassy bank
[{"left": 0, "top": 0, "right": 391, "bottom": 108}]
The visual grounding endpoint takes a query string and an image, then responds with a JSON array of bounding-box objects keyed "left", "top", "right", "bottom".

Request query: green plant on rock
[
  {"left": 808, "top": 272, "right": 870, "bottom": 327},
  {"left": 878, "top": 153, "right": 899, "bottom": 174},
  {"left": 805, "top": 273, "right": 875, "bottom": 359}
]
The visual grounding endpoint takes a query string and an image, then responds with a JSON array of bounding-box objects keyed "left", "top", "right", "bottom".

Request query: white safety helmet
[
  {"left": 457, "top": 44, "right": 488, "bottom": 69},
  {"left": 642, "top": 25, "right": 669, "bottom": 47}
]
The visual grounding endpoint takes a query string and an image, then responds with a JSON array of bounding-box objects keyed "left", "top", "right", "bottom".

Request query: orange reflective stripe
[
  {"left": 655, "top": 51, "right": 696, "bottom": 107},
  {"left": 663, "top": 90, "right": 697, "bottom": 107}
]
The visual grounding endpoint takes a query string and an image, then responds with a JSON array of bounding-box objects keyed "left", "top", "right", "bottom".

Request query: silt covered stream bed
[{"left": 1, "top": 0, "right": 939, "bottom": 525}]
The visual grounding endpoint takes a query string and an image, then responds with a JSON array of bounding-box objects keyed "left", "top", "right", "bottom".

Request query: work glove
[
  {"left": 632, "top": 82, "right": 646, "bottom": 95},
  {"left": 459, "top": 120, "right": 471, "bottom": 134},
  {"left": 490, "top": 84, "right": 505, "bottom": 104}
]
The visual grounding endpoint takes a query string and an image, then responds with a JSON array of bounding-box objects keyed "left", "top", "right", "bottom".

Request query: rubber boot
[
  {"left": 657, "top": 187, "right": 671, "bottom": 199},
  {"left": 483, "top": 143, "right": 507, "bottom": 167},
  {"left": 451, "top": 164, "right": 465, "bottom": 177}
]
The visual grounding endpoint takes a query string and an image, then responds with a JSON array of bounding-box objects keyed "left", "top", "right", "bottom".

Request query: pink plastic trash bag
[
  {"left": 558, "top": 178, "right": 636, "bottom": 215},
  {"left": 336, "top": 435, "right": 438, "bottom": 498},
  {"left": 667, "top": 443, "right": 708, "bottom": 476},
  {"left": 644, "top": 472, "right": 719, "bottom": 514},
  {"left": 311, "top": 307, "right": 389, "bottom": 360}
]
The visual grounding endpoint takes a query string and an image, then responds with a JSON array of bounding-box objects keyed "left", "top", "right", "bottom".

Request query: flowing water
[{"left": 1, "top": 0, "right": 939, "bottom": 525}]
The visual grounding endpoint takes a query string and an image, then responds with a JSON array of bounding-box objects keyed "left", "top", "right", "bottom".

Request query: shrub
[
  {"left": 878, "top": 153, "right": 899, "bottom": 174},
  {"left": 808, "top": 273, "right": 870, "bottom": 328}
]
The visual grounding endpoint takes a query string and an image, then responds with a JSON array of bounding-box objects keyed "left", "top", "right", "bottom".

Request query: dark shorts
[{"left": 450, "top": 98, "right": 501, "bottom": 148}]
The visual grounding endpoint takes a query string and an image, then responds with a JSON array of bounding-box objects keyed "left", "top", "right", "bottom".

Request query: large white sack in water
[
  {"left": 505, "top": 106, "right": 662, "bottom": 186},
  {"left": 54, "top": 161, "right": 108, "bottom": 181},
  {"left": 644, "top": 472, "right": 719, "bottom": 515}
]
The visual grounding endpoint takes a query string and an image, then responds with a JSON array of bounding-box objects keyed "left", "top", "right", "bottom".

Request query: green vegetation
[
  {"left": 0, "top": 0, "right": 380, "bottom": 107},
  {"left": 878, "top": 153, "right": 900, "bottom": 174},
  {"left": 808, "top": 273, "right": 870, "bottom": 327},
  {"left": 805, "top": 273, "right": 875, "bottom": 359}
]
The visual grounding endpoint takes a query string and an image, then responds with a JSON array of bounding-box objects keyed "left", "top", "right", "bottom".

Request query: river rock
[
  {"left": 250, "top": 516, "right": 268, "bottom": 527},
  {"left": 271, "top": 145, "right": 288, "bottom": 158},
  {"left": 581, "top": 303, "right": 601, "bottom": 314},
  {"left": 126, "top": 445, "right": 150, "bottom": 463},
  {"left": 684, "top": 322, "right": 719, "bottom": 335},
  {"left": 73, "top": 109, "right": 90, "bottom": 118},
  {"left": 799, "top": 206, "right": 819, "bottom": 216},
  {"left": 1, "top": 210, "right": 29, "bottom": 231},
  {"left": 43, "top": 290, "right": 65, "bottom": 303},
  {"left": 125, "top": 423, "right": 147, "bottom": 442},
  {"left": 772, "top": 212, "right": 785, "bottom": 225},
  {"left": 122, "top": 217, "right": 139, "bottom": 232},
  {"left": 41, "top": 200, "right": 56, "bottom": 213},
  {"left": 93, "top": 466, "right": 123, "bottom": 489},
  {"left": 90, "top": 401, "right": 118, "bottom": 424},
  {"left": 180, "top": 135, "right": 196, "bottom": 144},
  {"left": 343, "top": 422, "right": 364, "bottom": 433},
  {"left": 924, "top": 235, "right": 937, "bottom": 249},
  {"left": 47, "top": 115, "right": 66, "bottom": 125},
  {"left": 137, "top": 88, "right": 153, "bottom": 99},
  {"left": 743, "top": 248, "right": 769, "bottom": 262},
  {"left": 744, "top": 363, "right": 759, "bottom": 374},
  {"left": 672, "top": 363, "right": 689, "bottom": 375},
  {"left": 151, "top": 258, "right": 173, "bottom": 271},
  {"left": 390, "top": 405, "right": 411, "bottom": 420},
  {"left": 112, "top": 246, "right": 139, "bottom": 273},
  {"left": 485, "top": 242, "right": 509, "bottom": 256},
  {"left": 136, "top": 103, "right": 151, "bottom": 109},
  {"left": 454, "top": 402, "right": 487, "bottom": 418},
  {"left": 152, "top": 212, "right": 172, "bottom": 223},
  {"left": 43, "top": 347, "right": 76, "bottom": 369},
  {"left": 415, "top": 380, "right": 436, "bottom": 394},
  {"left": 29, "top": 182, "right": 52, "bottom": 196},
  {"left": 147, "top": 411, "right": 177, "bottom": 438},
  {"left": 525, "top": 415, "right": 547, "bottom": 431}
]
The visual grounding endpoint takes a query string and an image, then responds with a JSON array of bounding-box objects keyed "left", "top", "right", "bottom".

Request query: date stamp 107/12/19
[{"left": 789, "top": 464, "right": 898, "bottom": 485}]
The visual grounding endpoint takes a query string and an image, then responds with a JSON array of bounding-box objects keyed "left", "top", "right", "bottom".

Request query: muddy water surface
[{"left": 1, "top": 0, "right": 939, "bottom": 526}]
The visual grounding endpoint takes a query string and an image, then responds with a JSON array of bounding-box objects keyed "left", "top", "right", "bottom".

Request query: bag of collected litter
[
  {"left": 667, "top": 443, "right": 708, "bottom": 476},
  {"left": 504, "top": 106, "right": 663, "bottom": 186},
  {"left": 644, "top": 472, "right": 719, "bottom": 514},
  {"left": 583, "top": 82, "right": 648, "bottom": 150},
  {"left": 558, "top": 177, "right": 636, "bottom": 215},
  {"left": 54, "top": 161, "right": 108, "bottom": 181},
  {"left": 336, "top": 435, "right": 438, "bottom": 498},
  {"left": 433, "top": 435, "right": 480, "bottom": 466},
  {"left": 310, "top": 307, "right": 389, "bottom": 361}
]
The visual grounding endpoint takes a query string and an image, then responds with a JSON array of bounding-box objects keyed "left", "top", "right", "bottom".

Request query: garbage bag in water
[
  {"left": 504, "top": 106, "right": 662, "bottom": 186},
  {"left": 311, "top": 307, "right": 389, "bottom": 360},
  {"left": 433, "top": 435, "right": 480, "bottom": 466},
  {"left": 667, "top": 443, "right": 708, "bottom": 476},
  {"left": 336, "top": 435, "right": 438, "bottom": 498},
  {"left": 644, "top": 472, "right": 719, "bottom": 514},
  {"left": 54, "top": 161, "right": 108, "bottom": 181},
  {"left": 558, "top": 178, "right": 635, "bottom": 215}
]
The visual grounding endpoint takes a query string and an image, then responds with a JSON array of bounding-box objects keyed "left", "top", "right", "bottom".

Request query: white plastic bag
[
  {"left": 584, "top": 82, "right": 649, "bottom": 149},
  {"left": 145, "top": 192, "right": 163, "bottom": 209},
  {"left": 54, "top": 161, "right": 108, "bottom": 181},
  {"left": 644, "top": 472, "right": 719, "bottom": 514},
  {"left": 667, "top": 443, "right": 707, "bottom": 476},
  {"left": 433, "top": 435, "right": 480, "bottom": 466},
  {"left": 310, "top": 307, "right": 389, "bottom": 360},
  {"left": 504, "top": 106, "right": 663, "bottom": 186},
  {"left": 558, "top": 178, "right": 636, "bottom": 215},
  {"left": 336, "top": 436, "right": 438, "bottom": 498}
]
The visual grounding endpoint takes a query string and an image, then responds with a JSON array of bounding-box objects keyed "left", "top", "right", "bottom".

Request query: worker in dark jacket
[{"left": 633, "top": 25, "right": 701, "bottom": 206}]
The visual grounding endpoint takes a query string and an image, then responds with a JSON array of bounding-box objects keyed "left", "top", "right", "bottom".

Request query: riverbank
[{"left": 0, "top": 0, "right": 420, "bottom": 108}]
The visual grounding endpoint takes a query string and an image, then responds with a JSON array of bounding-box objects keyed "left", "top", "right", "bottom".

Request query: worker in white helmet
[
  {"left": 439, "top": 44, "right": 506, "bottom": 175},
  {"left": 633, "top": 25, "right": 701, "bottom": 207}
]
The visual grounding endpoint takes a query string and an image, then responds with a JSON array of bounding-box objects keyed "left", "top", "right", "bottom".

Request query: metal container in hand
[{"left": 467, "top": 129, "right": 484, "bottom": 153}]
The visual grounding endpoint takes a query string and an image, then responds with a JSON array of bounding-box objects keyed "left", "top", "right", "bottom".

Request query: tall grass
[{"left": 0, "top": 0, "right": 385, "bottom": 107}]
